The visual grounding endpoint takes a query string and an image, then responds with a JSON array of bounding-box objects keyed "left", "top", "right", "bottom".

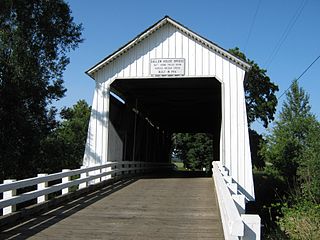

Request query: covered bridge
[{"left": 84, "top": 16, "right": 255, "bottom": 201}]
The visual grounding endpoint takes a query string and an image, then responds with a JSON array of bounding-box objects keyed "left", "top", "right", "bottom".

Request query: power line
[
  {"left": 278, "top": 54, "right": 320, "bottom": 100},
  {"left": 265, "top": 0, "right": 308, "bottom": 68},
  {"left": 244, "top": 0, "right": 262, "bottom": 52}
]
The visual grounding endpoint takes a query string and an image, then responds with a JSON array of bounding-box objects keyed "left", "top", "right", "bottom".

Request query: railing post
[
  {"left": 79, "top": 166, "right": 87, "bottom": 189},
  {"left": 101, "top": 166, "right": 107, "bottom": 181},
  {"left": 112, "top": 164, "right": 117, "bottom": 178},
  {"left": 3, "top": 179, "right": 16, "bottom": 215},
  {"left": 37, "top": 174, "right": 48, "bottom": 203},
  {"left": 241, "top": 214, "right": 261, "bottom": 240},
  {"left": 62, "top": 169, "right": 71, "bottom": 195},
  {"left": 96, "top": 168, "right": 101, "bottom": 183},
  {"left": 121, "top": 163, "right": 125, "bottom": 176}
]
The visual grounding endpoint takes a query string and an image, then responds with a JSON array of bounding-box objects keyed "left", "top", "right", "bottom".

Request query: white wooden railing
[
  {"left": 212, "top": 162, "right": 261, "bottom": 240},
  {"left": 0, "top": 161, "right": 171, "bottom": 216}
]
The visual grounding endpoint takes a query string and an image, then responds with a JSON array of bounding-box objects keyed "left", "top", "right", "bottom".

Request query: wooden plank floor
[{"left": 1, "top": 173, "right": 224, "bottom": 239}]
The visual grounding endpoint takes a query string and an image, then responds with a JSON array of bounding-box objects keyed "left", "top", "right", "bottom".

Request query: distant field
[{"left": 172, "top": 161, "right": 188, "bottom": 171}]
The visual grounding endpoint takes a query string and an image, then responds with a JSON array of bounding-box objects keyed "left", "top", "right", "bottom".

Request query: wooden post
[
  {"left": 62, "top": 169, "right": 71, "bottom": 195},
  {"left": 101, "top": 167, "right": 105, "bottom": 181},
  {"left": 3, "top": 179, "right": 16, "bottom": 215},
  {"left": 96, "top": 168, "right": 101, "bottom": 183},
  {"left": 79, "top": 166, "right": 87, "bottom": 189},
  {"left": 132, "top": 99, "right": 138, "bottom": 162},
  {"left": 112, "top": 164, "right": 117, "bottom": 178},
  {"left": 37, "top": 174, "right": 48, "bottom": 203}
]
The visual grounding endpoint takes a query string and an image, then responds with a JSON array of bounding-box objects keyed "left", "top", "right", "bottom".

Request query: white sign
[{"left": 150, "top": 58, "right": 185, "bottom": 76}]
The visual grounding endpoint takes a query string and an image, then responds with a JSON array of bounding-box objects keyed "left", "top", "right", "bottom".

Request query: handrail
[
  {"left": 0, "top": 169, "right": 117, "bottom": 209},
  {"left": 212, "top": 162, "right": 244, "bottom": 238},
  {"left": 0, "top": 162, "right": 117, "bottom": 193},
  {"left": 212, "top": 162, "right": 261, "bottom": 239},
  {"left": 0, "top": 161, "right": 170, "bottom": 193},
  {"left": 0, "top": 161, "right": 173, "bottom": 216}
]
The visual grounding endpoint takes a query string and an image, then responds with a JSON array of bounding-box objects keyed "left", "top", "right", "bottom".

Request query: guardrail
[
  {"left": 212, "top": 162, "right": 261, "bottom": 240},
  {"left": 0, "top": 161, "right": 171, "bottom": 216}
]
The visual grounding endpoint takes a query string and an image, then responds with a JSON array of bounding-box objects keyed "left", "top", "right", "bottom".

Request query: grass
[{"left": 172, "top": 161, "right": 189, "bottom": 171}]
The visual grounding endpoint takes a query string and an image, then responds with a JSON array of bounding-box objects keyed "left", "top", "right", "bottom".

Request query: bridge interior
[{"left": 109, "top": 77, "right": 222, "bottom": 164}]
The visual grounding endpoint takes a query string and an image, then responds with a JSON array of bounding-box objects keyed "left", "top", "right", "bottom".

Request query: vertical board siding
[
  {"left": 202, "top": 47, "right": 209, "bottom": 76},
  {"left": 222, "top": 60, "right": 231, "bottom": 171},
  {"left": 237, "top": 70, "right": 245, "bottom": 188},
  {"left": 84, "top": 82, "right": 98, "bottom": 166},
  {"left": 182, "top": 33, "right": 189, "bottom": 75},
  {"left": 96, "top": 80, "right": 103, "bottom": 163},
  {"left": 175, "top": 31, "right": 182, "bottom": 58},
  {"left": 102, "top": 82, "right": 110, "bottom": 163},
  {"left": 123, "top": 51, "right": 131, "bottom": 77},
  {"left": 195, "top": 42, "right": 203, "bottom": 76},
  {"left": 168, "top": 27, "right": 175, "bottom": 58},
  {"left": 220, "top": 82, "right": 226, "bottom": 167},
  {"left": 91, "top": 25, "right": 236, "bottom": 83},
  {"left": 188, "top": 39, "right": 196, "bottom": 76},
  {"left": 142, "top": 36, "right": 149, "bottom": 77},
  {"left": 209, "top": 50, "right": 215, "bottom": 77},
  {"left": 136, "top": 43, "right": 143, "bottom": 77},
  {"left": 215, "top": 55, "right": 223, "bottom": 82},
  {"left": 229, "top": 63, "right": 238, "bottom": 180},
  {"left": 83, "top": 23, "right": 255, "bottom": 199}
]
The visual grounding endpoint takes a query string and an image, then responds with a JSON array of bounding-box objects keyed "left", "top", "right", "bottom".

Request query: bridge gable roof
[{"left": 86, "top": 16, "right": 251, "bottom": 78}]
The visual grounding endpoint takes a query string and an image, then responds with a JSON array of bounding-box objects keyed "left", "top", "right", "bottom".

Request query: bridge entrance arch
[
  {"left": 83, "top": 16, "right": 255, "bottom": 200},
  {"left": 109, "top": 77, "right": 221, "bottom": 164}
]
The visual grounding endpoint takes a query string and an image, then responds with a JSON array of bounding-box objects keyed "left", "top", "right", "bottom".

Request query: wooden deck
[{"left": 1, "top": 173, "right": 224, "bottom": 239}]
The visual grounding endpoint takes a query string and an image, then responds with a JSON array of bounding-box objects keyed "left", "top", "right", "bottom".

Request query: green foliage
[
  {"left": 172, "top": 133, "right": 213, "bottom": 171},
  {"left": 261, "top": 80, "right": 318, "bottom": 186},
  {"left": 0, "top": 0, "right": 82, "bottom": 180},
  {"left": 298, "top": 121, "right": 320, "bottom": 202},
  {"left": 229, "top": 47, "right": 279, "bottom": 128},
  {"left": 252, "top": 170, "right": 286, "bottom": 233},
  {"left": 39, "top": 100, "right": 91, "bottom": 173},
  {"left": 249, "top": 129, "right": 265, "bottom": 169},
  {"left": 259, "top": 80, "right": 320, "bottom": 239},
  {"left": 279, "top": 200, "right": 320, "bottom": 240},
  {"left": 172, "top": 161, "right": 187, "bottom": 171}
]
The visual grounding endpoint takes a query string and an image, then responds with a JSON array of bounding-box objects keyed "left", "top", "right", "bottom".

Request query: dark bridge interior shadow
[{"left": 0, "top": 177, "right": 137, "bottom": 240}]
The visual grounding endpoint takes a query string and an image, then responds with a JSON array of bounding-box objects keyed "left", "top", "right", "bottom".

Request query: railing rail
[
  {"left": 0, "top": 162, "right": 117, "bottom": 193},
  {"left": 212, "top": 162, "right": 244, "bottom": 239},
  {"left": 212, "top": 162, "right": 261, "bottom": 240},
  {"left": 0, "top": 161, "right": 172, "bottom": 216}
]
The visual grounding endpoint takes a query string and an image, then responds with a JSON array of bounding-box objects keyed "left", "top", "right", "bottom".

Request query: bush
[{"left": 279, "top": 200, "right": 320, "bottom": 240}]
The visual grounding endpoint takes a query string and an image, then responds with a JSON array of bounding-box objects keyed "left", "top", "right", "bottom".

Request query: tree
[
  {"left": 229, "top": 47, "right": 279, "bottom": 128},
  {"left": 40, "top": 100, "right": 91, "bottom": 173},
  {"left": 278, "top": 119, "right": 320, "bottom": 240},
  {"left": 249, "top": 129, "right": 265, "bottom": 170},
  {"left": 172, "top": 133, "right": 213, "bottom": 171},
  {"left": 298, "top": 118, "right": 320, "bottom": 202},
  {"left": 261, "top": 80, "right": 318, "bottom": 186},
  {"left": 0, "top": 0, "right": 82, "bottom": 180}
]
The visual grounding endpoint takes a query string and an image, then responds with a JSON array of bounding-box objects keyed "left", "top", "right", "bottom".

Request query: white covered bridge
[{"left": 0, "top": 16, "right": 260, "bottom": 239}]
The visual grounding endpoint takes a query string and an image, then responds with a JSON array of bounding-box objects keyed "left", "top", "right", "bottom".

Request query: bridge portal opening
[{"left": 108, "top": 77, "right": 221, "bottom": 167}]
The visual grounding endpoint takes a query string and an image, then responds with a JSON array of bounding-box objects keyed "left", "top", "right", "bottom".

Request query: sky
[{"left": 60, "top": 0, "right": 320, "bottom": 134}]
